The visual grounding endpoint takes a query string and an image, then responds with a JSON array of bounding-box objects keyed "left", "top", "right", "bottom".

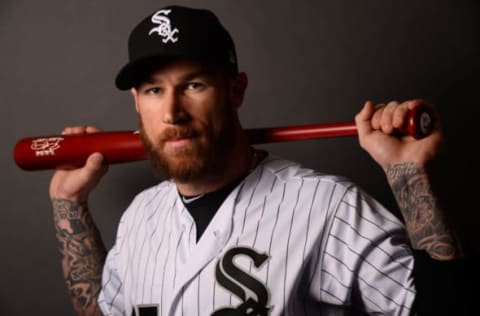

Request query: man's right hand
[{"left": 49, "top": 126, "right": 109, "bottom": 203}]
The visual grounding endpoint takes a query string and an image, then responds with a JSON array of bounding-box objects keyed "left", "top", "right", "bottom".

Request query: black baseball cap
[{"left": 115, "top": 5, "right": 238, "bottom": 90}]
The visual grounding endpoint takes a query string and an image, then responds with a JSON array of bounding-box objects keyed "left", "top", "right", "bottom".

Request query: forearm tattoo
[
  {"left": 386, "top": 163, "right": 458, "bottom": 260},
  {"left": 52, "top": 199, "right": 106, "bottom": 315}
]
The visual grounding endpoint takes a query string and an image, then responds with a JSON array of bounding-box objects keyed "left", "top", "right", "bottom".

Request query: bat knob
[{"left": 404, "top": 104, "right": 434, "bottom": 139}]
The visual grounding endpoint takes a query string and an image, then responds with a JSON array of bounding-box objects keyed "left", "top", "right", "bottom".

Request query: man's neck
[{"left": 175, "top": 136, "right": 259, "bottom": 196}]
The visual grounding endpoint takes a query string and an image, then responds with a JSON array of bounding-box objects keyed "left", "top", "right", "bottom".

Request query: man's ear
[
  {"left": 230, "top": 72, "right": 248, "bottom": 109},
  {"left": 130, "top": 88, "right": 140, "bottom": 113}
]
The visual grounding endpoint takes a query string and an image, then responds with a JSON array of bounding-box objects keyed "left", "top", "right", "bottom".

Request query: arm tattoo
[
  {"left": 386, "top": 163, "right": 458, "bottom": 260},
  {"left": 52, "top": 199, "right": 106, "bottom": 316}
]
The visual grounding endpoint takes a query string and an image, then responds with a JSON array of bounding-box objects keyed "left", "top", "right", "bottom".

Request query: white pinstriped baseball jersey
[{"left": 98, "top": 154, "right": 415, "bottom": 315}]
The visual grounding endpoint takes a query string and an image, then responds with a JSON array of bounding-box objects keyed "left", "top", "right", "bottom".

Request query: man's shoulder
[
  {"left": 113, "top": 180, "right": 179, "bottom": 232},
  {"left": 259, "top": 153, "right": 354, "bottom": 189},
  {"left": 130, "top": 179, "right": 175, "bottom": 204}
]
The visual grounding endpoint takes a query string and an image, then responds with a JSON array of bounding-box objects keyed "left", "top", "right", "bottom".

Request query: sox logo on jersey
[{"left": 213, "top": 247, "right": 272, "bottom": 316}]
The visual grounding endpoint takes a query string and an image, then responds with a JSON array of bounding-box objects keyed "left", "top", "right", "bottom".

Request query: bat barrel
[{"left": 13, "top": 131, "right": 146, "bottom": 171}]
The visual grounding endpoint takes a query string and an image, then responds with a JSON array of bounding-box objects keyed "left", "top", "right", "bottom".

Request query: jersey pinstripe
[{"left": 98, "top": 154, "right": 415, "bottom": 315}]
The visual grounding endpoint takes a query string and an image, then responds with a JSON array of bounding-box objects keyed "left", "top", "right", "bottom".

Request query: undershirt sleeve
[{"left": 411, "top": 249, "right": 472, "bottom": 315}]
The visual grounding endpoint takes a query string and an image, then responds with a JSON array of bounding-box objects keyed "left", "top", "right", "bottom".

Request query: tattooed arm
[
  {"left": 53, "top": 199, "right": 106, "bottom": 315},
  {"left": 386, "top": 163, "right": 458, "bottom": 260},
  {"left": 355, "top": 100, "right": 462, "bottom": 260},
  {"left": 49, "top": 126, "right": 109, "bottom": 315}
]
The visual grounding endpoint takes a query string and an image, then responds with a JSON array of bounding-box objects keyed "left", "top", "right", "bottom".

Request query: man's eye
[
  {"left": 186, "top": 82, "right": 204, "bottom": 90},
  {"left": 145, "top": 87, "right": 161, "bottom": 94}
]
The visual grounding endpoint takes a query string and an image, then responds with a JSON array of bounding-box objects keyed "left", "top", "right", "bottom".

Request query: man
[{"left": 50, "top": 5, "right": 464, "bottom": 316}]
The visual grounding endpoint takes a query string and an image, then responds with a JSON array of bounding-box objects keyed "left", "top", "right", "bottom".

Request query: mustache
[{"left": 160, "top": 127, "right": 199, "bottom": 142}]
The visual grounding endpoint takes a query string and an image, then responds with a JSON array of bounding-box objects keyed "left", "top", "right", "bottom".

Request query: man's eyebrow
[
  {"left": 180, "top": 69, "right": 216, "bottom": 81},
  {"left": 142, "top": 70, "right": 214, "bottom": 85},
  {"left": 142, "top": 77, "right": 157, "bottom": 85}
]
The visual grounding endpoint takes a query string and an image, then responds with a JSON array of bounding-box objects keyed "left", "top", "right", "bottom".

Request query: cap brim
[
  {"left": 115, "top": 55, "right": 174, "bottom": 90},
  {"left": 115, "top": 52, "right": 236, "bottom": 90}
]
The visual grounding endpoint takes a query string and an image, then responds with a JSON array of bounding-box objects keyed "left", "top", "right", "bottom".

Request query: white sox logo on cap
[{"left": 148, "top": 9, "right": 179, "bottom": 43}]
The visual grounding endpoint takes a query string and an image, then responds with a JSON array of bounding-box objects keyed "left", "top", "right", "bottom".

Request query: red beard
[{"left": 140, "top": 118, "right": 235, "bottom": 182}]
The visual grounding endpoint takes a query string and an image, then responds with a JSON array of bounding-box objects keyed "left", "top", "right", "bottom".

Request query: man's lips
[
  {"left": 163, "top": 135, "right": 196, "bottom": 149},
  {"left": 166, "top": 136, "right": 191, "bottom": 143}
]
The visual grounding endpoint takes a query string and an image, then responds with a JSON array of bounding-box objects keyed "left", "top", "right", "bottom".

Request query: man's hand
[
  {"left": 355, "top": 99, "right": 443, "bottom": 171},
  {"left": 49, "top": 126, "right": 109, "bottom": 203}
]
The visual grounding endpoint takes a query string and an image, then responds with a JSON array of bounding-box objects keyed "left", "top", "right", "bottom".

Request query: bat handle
[{"left": 247, "top": 104, "right": 435, "bottom": 144}]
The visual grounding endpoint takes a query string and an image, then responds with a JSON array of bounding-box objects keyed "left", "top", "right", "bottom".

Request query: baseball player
[{"left": 49, "top": 5, "right": 465, "bottom": 316}]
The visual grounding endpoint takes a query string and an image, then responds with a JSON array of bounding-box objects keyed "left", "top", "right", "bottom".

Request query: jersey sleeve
[
  {"left": 97, "top": 242, "right": 126, "bottom": 316},
  {"left": 96, "top": 182, "right": 170, "bottom": 315},
  {"left": 97, "top": 204, "right": 132, "bottom": 316},
  {"left": 321, "top": 184, "right": 416, "bottom": 315}
]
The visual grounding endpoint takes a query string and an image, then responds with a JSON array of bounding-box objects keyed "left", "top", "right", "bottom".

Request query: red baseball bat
[{"left": 13, "top": 105, "right": 433, "bottom": 171}]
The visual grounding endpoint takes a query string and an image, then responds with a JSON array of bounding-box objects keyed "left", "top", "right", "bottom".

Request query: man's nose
[{"left": 162, "top": 91, "right": 188, "bottom": 124}]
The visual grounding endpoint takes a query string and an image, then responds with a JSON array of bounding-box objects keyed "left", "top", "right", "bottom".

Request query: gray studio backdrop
[{"left": 1, "top": 0, "right": 479, "bottom": 314}]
